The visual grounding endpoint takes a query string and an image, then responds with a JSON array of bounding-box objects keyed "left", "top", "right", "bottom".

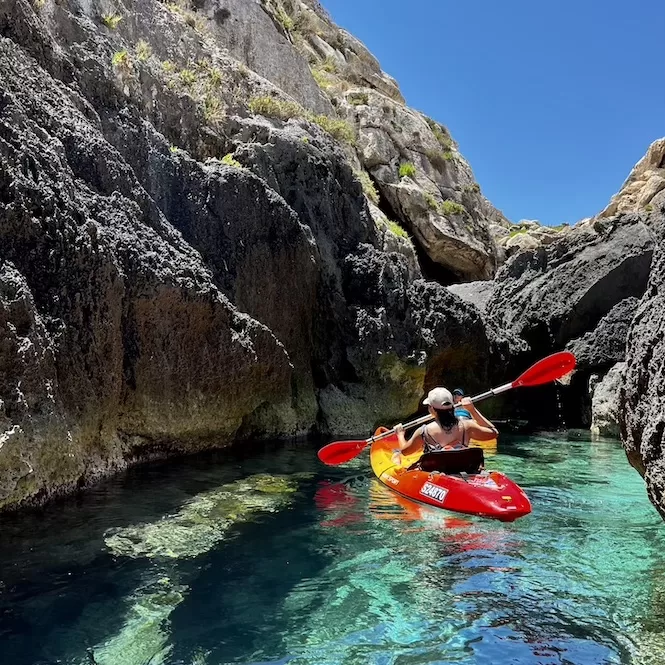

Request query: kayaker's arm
[
  {"left": 462, "top": 399, "right": 499, "bottom": 441},
  {"left": 394, "top": 424, "right": 424, "bottom": 455}
]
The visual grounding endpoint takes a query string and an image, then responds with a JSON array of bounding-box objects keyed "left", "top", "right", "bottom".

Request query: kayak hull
[{"left": 369, "top": 428, "right": 531, "bottom": 522}]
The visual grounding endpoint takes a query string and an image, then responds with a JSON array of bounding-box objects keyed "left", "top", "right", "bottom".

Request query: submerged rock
[
  {"left": 92, "top": 577, "right": 188, "bottom": 665},
  {"left": 104, "top": 474, "right": 298, "bottom": 559}
]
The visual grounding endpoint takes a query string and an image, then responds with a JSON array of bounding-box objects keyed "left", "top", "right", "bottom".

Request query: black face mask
[{"left": 434, "top": 407, "right": 458, "bottom": 430}]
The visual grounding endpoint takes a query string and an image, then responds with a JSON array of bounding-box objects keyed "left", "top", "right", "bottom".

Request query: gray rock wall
[
  {"left": 621, "top": 197, "right": 665, "bottom": 516},
  {"left": 0, "top": 0, "right": 517, "bottom": 509}
]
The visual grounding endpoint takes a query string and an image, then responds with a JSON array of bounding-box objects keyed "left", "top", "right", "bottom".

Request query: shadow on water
[{"left": 0, "top": 439, "right": 331, "bottom": 664}]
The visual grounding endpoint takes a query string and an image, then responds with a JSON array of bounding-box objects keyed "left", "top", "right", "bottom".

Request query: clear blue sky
[{"left": 323, "top": 0, "right": 665, "bottom": 226}]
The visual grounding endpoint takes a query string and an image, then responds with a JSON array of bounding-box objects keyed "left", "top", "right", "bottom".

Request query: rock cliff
[
  {"left": 0, "top": 0, "right": 513, "bottom": 509},
  {"left": 620, "top": 189, "right": 665, "bottom": 517}
]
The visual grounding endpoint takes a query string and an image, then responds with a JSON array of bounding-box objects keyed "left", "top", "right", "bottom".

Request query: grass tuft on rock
[
  {"left": 440, "top": 200, "right": 466, "bottom": 216},
  {"left": 249, "top": 96, "right": 303, "bottom": 121},
  {"left": 399, "top": 162, "right": 416, "bottom": 179},
  {"left": 221, "top": 153, "right": 243, "bottom": 168},
  {"left": 101, "top": 12, "right": 122, "bottom": 29},
  {"left": 355, "top": 170, "right": 379, "bottom": 204}
]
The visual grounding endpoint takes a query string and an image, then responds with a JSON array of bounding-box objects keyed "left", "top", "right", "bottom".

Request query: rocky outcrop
[
  {"left": 621, "top": 202, "right": 665, "bottom": 516},
  {"left": 0, "top": 0, "right": 518, "bottom": 509},
  {"left": 201, "top": 0, "right": 332, "bottom": 114},
  {"left": 275, "top": 0, "right": 510, "bottom": 281},
  {"left": 485, "top": 212, "right": 656, "bottom": 427},
  {"left": 0, "top": 30, "right": 305, "bottom": 508},
  {"left": 326, "top": 244, "right": 520, "bottom": 432},
  {"left": 599, "top": 138, "right": 665, "bottom": 218},
  {"left": 487, "top": 214, "right": 654, "bottom": 355},
  {"left": 495, "top": 219, "right": 573, "bottom": 257},
  {"left": 446, "top": 280, "right": 495, "bottom": 313},
  {"left": 567, "top": 297, "right": 639, "bottom": 371},
  {"left": 590, "top": 362, "right": 625, "bottom": 438}
]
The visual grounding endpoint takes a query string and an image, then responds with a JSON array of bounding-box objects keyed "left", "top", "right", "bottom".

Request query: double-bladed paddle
[{"left": 317, "top": 350, "right": 576, "bottom": 466}]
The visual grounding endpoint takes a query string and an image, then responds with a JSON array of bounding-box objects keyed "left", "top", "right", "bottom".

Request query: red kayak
[{"left": 369, "top": 427, "right": 531, "bottom": 522}]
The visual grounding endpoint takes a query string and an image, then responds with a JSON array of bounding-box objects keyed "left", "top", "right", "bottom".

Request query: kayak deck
[{"left": 369, "top": 429, "right": 531, "bottom": 522}]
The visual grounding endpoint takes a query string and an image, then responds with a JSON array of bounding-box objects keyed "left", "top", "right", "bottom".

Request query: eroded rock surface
[
  {"left": 599, "top": 138, "right": 665, "bottom": 218},
  {"left": 0, "top": 0, "right": 517, "bottom": 509},
  {"left": 621, "top": 201, "right": 665, "bottom": 516},
  {"left": 591, "top": 362, "right": 625, "bottom": 438}
]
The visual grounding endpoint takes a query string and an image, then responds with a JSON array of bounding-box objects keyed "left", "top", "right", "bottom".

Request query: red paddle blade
[
  {"left": 317, "top": 439, "right": 369, "bottom": 466},
  {"left": 513, "top": 351, "right": 577, "bottom": 389}
]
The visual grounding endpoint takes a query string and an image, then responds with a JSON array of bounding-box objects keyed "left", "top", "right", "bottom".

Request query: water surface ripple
[{"left": 1, "top": 434, "right": 664, "bottom": 665}]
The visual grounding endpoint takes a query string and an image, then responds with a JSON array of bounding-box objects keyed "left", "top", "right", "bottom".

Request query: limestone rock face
[
  {"left": 199, "top": 0, "right": 332, "bottom": 114},
  {"left": 0, "top": 31, "right": 300, "bottom": 508},
  {"left": 567, "top": 297, "right": 639, "bottom": 371},
  {"left": 497, "top": 220, "right": 573, "bottom": 257},
  {"left": 341, "top": 92, "right": 503, "bottom": 280},
  {"left": 446, "top": 281, "right": 495, "bottom": 313},
  {"left": 590, "top": 362, "right": 625, "bottom": 438},
  {"left": 484, "top": 212, "right": 656, "bottom": 428},
  {"left": 486, "top": 215, "right": 655, "bottom": 355},
  {"left": 621, "top": 206, "right": 665, "bottom": 516},
  {"left": 0, "top": 0, "right": 519, "bottom": 509},
  {"left": 275, "top": 1, "right": 510, "bottom": 281},
  {"left": 599, "top": 138, "right": 665, "bottom": 218}
]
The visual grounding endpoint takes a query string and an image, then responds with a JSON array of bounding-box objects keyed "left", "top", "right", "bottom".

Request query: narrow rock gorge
[
  {"left": 1, "top": 0, "right": 663, "bottom": 517},
  {"left": 0, "top": 0, "right": 516, "bottom": 509}
]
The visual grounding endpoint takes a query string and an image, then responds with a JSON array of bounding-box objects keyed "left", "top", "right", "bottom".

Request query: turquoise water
[{"left": 1, "top": 433, "right": 665, "bottom": 665}]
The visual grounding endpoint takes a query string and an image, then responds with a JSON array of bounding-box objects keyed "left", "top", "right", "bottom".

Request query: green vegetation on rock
[
  {"left": 248, "top": 97, "right": 356, "bottom": 145},
  {"left": 179, "top": 68, "right": 197, "bottom": 87},
  {"left": 426, "top": 117, "right": 454, "bottom": 150},
  {"left": 135, "top": 40, "right": 152, "bottom": 62},
  {"left": 348, "top": 91, "right": 369, "bottom": 106},
  {"left": 379, "top": 218, "right": 409, "bottom": 239},
  {"left": 425, "top": 193, "right": 439, "bottom": 210},
  {"left": 355, "top": 170, "right": 380, "bottom": 204},
  {"left": 221, "top": 153, "right": 243, "bottom": 168},
  {"left": 425, "top": 149, "right": 453, "bottom": 170},
  {"left": 311, "top": 114, "right": 356, "bottom": 145},
  {"left": 249, "top": 95, "right": 303, "bottom": 121},
  {"left": 399, "top": 162, "right": 416, "bottom": 179},
  {"left": 101, "top": 12, "right": 122, "bottom": 29},
  {"left": 112, "top": 50, "right": 132, "bottom": 74},
  {"left": 275, "top": 7, "right": 294, "bottom": 31},
  {"left": 203, "top": 95, "right": 224, "bottom": 124},
  {"left": 440, "top": 200, "right": 466, "bottom": 216}
]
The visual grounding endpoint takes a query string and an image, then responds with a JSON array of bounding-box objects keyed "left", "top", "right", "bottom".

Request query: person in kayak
[
  {"left": 452, "top": 388, "right": 472, "bottom": 420},
  {"left": 391, "top": 387, "right": 498, "bottom": 464}
]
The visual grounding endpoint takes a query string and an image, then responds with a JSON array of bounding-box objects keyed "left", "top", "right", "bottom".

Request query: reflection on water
[{"left": 0, "top": 434, "right": 664, "bottom": 664}]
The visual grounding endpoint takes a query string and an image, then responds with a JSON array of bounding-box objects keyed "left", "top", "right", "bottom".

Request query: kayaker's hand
[
  {"left": 394, "top": 423, "right": 405, "bottom": 435},
  {"left": 391, "top": 450, "right": 402, "bottom": 465},
  {"left": 460, "top": 397, "right": 474, "bottom": 408}
]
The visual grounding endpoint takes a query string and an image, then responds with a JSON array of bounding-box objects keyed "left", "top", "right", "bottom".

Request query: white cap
[{"left": 423, "top": 387, "right": 454, "bottom": 409}]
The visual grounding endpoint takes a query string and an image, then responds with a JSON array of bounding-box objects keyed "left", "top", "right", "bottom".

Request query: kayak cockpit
[{"left": 409, "top": 448, "right": 484, "bottom": 474}]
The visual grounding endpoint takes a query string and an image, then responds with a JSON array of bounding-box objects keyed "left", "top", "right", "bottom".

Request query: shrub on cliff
[
  {"left": 399, "top": 162, "right": 416, "bottom": 179},
  {"left": 440, "top": 200, "right": 466, "bottom": 216},
  {"left": 249, "top": 96, "right": 303, "bottom": 120}
]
